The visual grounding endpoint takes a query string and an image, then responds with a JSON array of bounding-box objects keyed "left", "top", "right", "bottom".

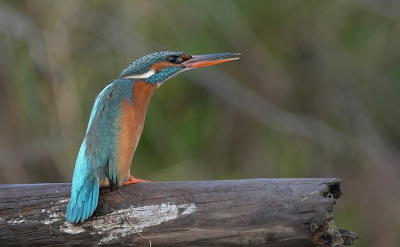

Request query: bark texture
[{"left": 0, "top": 178, "right": 359, "bottom": 246}]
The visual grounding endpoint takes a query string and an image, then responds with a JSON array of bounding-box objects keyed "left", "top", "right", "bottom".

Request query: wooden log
[{"left": 0, "top": 178, "right": 358, "bottom": 246}]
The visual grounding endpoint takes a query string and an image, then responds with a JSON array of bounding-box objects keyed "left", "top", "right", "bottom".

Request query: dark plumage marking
[
  {"left": 107, "top": 90, "right": 115, "bottom": 100},
  {"left": 107, "top": 157, "right": 118, "bottom": 192}
]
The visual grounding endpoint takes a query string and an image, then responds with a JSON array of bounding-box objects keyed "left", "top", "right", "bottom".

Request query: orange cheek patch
[
  {"left": 150, "top": 61, "right": 175, "bottom": 72},
  {"left": 182, "top": 54, "right": 192, "bottom": 61}
]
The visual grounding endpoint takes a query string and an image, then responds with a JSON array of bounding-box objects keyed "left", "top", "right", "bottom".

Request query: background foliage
[{"left": 1, "top": 1, "right": 400, "bottom": 246}]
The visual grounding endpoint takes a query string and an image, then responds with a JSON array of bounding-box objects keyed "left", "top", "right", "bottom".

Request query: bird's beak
[{"left": 182, "top": 53, "right": 240, "bottom": 68}]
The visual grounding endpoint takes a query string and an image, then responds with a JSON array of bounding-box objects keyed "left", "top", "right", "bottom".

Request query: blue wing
[{"left": 66, "top": 81, "right": 127, "bottom": 223}]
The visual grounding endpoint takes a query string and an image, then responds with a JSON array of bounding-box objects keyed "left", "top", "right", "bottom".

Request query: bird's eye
[
  {"left": 167, "top": 56, "right": 177, "bottom": 63},
  {"left": 167, "top": 56, "right": 184, "bottom": 64}
]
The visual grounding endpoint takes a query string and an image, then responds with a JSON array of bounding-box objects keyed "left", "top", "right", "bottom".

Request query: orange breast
[{"left": 116, "top": 80, "right": 158, "bottom": 185}]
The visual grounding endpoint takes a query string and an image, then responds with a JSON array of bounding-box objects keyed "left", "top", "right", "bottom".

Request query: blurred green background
[{"left": 1, "top": 0, "right": 400, "bottom": 246}]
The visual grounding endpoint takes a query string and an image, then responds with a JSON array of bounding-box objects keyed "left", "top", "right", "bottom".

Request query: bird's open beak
[{"left": 182, "top": 53, "right": 240, "bottom": 68}]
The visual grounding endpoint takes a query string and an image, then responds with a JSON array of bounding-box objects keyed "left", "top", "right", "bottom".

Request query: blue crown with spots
[{"left": 118, "top": 51, "right": 188, "bottom": 79}]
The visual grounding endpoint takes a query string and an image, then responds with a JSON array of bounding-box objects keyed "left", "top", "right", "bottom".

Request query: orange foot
[{"left": 124, "top": 175, "right": 150, "bottom": 185}]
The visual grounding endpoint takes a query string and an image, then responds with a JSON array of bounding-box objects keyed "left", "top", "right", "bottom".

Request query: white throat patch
[{"left": 123, "top": 70, "right": 156, "bottom": 79}]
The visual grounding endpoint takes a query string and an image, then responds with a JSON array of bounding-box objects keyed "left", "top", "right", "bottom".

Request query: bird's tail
[{"left": 66, "top": 178, "right": 99, "bottom": 223}]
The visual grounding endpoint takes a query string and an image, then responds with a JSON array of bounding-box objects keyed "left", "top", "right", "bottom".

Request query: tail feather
[{"left": 66, "top": 179, "right": 99, "bottom": 223}]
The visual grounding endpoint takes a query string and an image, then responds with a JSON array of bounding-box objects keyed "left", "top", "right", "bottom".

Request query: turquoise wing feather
[{"left": 66, "top": 80, "right": 129, "bottom": 223}]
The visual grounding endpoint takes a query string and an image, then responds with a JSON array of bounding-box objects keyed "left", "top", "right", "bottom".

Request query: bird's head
[{"left": 118, "top": 51, "right": 239, "bottom": 84}]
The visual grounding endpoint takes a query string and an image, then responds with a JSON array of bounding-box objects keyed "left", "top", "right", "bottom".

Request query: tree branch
[{"left": 0, "top": 178, "right": 359, "bottom": 246}]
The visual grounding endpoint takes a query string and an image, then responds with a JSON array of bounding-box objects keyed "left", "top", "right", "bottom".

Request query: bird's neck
[
  {"left": 116, "top": 80, "right": 159, "bottom": 185},
  {"left": 131, "top": 80, "right": 159, "bottom": 107}
]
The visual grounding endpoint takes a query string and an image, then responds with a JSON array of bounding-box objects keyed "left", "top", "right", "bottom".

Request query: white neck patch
[{"left": 123, "top": 70, "right": 156, "bottom": 79}]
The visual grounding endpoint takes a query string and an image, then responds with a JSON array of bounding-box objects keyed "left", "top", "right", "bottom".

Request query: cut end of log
[
  {"left": 312, "top": 180, "right": 359, "bottom": 247},
  {"left": 324, "top": 180, "right": 343, "bottom": 199},
  {"left": 312, "top": 220, "right": 360, "bottom": 247},
  {"left": 339, "top": 229, "right": 361, "bottom": 245}
]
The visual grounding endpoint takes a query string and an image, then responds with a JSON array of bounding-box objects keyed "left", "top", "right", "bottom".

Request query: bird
[{"left": 66, "top": 51, "right": 240, "bottom": 223}]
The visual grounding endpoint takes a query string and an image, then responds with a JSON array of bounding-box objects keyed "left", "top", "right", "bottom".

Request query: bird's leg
[{"left": 124, "top": 175, "right": 150, "bottom": 185}]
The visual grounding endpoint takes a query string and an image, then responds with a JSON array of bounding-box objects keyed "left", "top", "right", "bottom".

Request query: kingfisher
[{"left": 66, "top": 51, "right": 239, "bottom": 223}]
